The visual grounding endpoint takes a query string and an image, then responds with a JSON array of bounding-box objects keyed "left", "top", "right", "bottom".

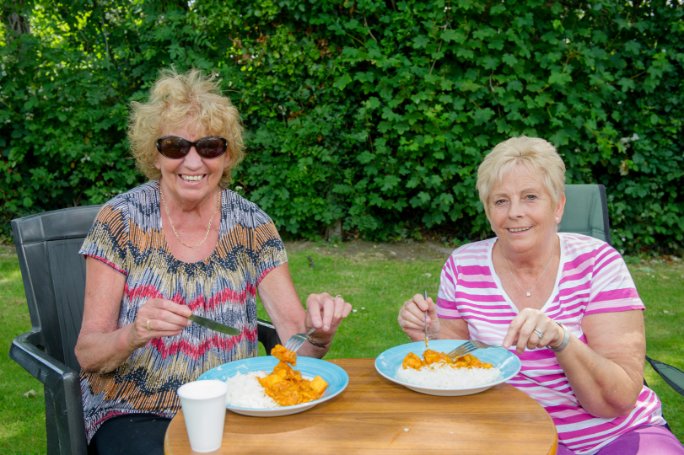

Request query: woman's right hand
[
  {"left": 397, "top": 293, "right": 439, "bottom": 341},
  {"left": 77, "top": 258, "right": 193, "bottom": 373},
  {"left": 129, "top": 298, "right": 192, "bottom": 349}
]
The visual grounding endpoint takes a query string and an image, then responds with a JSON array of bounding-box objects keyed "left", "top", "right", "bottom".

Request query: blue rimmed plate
[
  {"left": 198, "top": 356, "right": 349, "bottom": 416},
  {"left": 375, "top": 340, "right": 521, "bottom": 396}
]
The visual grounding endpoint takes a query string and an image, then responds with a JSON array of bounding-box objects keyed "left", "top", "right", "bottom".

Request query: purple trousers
[{"left": 556, "top": 424, "right": 684, "bottom": 455}]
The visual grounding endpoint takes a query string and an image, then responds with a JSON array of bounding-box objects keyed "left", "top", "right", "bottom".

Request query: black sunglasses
[{"left": 155, "top": 136, "right": 228, "bottom": 159}]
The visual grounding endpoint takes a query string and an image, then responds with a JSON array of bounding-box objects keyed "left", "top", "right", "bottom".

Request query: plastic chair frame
[{"left": 9, "top": 205, "right": 280, "bottom": 455}]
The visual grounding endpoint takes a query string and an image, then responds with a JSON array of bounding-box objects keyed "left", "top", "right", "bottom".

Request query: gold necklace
[
  {"left": 505, "top": 251, "right": 556, "bottom": 298},
  {"left": 160, "top": 189, "right": 220, "bottom": 249}
]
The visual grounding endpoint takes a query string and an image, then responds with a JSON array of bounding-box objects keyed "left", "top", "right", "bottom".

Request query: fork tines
[
  {"left": 284, "top": 335, "right": 306, "bottom": 352},
  {"left": 284, "top": 328, "right": 316, "bottom": 353},
  {"left": 446, "top": 341, "right": 478, "bottom": 360}
]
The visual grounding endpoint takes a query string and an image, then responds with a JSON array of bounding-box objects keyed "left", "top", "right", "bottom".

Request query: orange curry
[
  {"left": 258, "top": 345, "right": 328, "bottom": 406},
  {"left": 402, "top": 349, "right": 494, "bottom": 370}
]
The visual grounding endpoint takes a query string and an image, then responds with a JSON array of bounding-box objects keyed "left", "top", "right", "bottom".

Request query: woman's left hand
[
  {"left": 305, "top": 293, "right": 352, "bottom": 345},
  {"left": 503, "top": 308, "right": 564, "bottom": 353}
]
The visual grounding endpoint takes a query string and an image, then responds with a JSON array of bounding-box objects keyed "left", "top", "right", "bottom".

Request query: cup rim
[{"left": 178, "top": 379, "right": 228, "bottom": 400}]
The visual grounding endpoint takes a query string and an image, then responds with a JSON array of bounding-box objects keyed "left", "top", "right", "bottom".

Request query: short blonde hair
[
  {"left": 128, "top": 68, "right": 244, "bottom": 186},
  {"left": 476, "top": 136, "right": 566, "bottom": 217}
]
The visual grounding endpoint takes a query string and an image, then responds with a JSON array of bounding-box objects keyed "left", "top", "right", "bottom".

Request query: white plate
[
  {"left": 198, "top": 356, "right": 349, "bottom": 416},
  {"left": 375, "top": 340, "right": 521, "bottom": 396}
]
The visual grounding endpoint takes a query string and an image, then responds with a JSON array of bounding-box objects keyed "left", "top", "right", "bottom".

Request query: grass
[
  {"left": 1, "top": 241, "right": 682, "bottom": 453},
  {"left": 0, "top": 246, "right": 48, "bottom": 454}
]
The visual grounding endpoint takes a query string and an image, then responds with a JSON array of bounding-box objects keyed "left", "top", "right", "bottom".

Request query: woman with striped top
[{"left": 398, "top": 136, "right": 682, "bottom": 454}]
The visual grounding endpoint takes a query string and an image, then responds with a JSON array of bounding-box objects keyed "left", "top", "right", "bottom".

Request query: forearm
[
  {"left": 75, "top": 325, "right": 138, "bottom": 373},
  {"left": 558, "top": 336, "right": 644, "bottom": 417},
  {"left": 259, "top": 265, "right": 340, "bottom": 359},
  {"left": 296, "top": 338, "right": 330, "bottom": 358}
]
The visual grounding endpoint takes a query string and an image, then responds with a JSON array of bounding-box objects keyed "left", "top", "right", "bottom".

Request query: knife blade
[{"left": 189, "top": 314, "right": 240, "bottom": 335}]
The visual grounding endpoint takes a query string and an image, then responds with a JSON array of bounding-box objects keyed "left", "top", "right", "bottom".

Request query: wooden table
[{"left": 165, "top": 358, "right": 557, "bottom": 454}]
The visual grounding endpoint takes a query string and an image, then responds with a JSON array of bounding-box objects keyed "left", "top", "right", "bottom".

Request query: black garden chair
[{"left": 9, "top": 205, "right": 280, "bottom": 455}]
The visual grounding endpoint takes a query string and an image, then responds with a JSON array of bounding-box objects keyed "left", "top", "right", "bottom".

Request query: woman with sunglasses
[{"left": 74, "top": 68, "right": 353, "bottom": 455}]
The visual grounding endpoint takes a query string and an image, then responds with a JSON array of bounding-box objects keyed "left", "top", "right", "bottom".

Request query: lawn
[{"left": 1, "top": 241, "right": 682, "bottom": 453}]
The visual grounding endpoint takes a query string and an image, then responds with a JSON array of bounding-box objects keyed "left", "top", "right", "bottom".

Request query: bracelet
[
  {"left": 549, "top": 322, "right": 570, "bottom": 353},
  {"left": 306, "top": 334, "right": 330, "bottom": 349}
]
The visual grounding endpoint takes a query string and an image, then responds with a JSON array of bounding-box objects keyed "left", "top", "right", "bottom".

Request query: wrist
[
  {"left": 123, "top": 324, "right": 141, "bottom": 351},
  {"left": 306, "top": 334, "right": 330, "bottom": 349},
  {"left": 549, "top": 322, "right": 570, "bottom": 353}
]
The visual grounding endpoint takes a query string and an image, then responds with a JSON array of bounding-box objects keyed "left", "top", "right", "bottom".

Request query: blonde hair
[
  {"left": 476, "top": 136, "right": 566, "bottom": 217},
  {"left": 128, "top": 68, "right": 244, "bottom": 186}
]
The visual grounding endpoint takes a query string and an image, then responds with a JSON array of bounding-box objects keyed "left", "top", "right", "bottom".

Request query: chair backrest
[
  {"left": 11, "top": 204, "right": 281, "bottom": 364},
  {"left": 558, "top": 185, "right": 684, "bottom": 399},
  {"left": 11, "top": 205, "right": 102, "bottom": 371},
  {"left": 558, "top": 184, "right": 611, "bottom": 244}
]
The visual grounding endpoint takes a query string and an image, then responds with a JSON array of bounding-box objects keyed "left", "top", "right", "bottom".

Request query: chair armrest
[
  {"left": 10, "top": 331, "right": 88, "bottom": 455},
  {"left": 257, "top": 319, "right": 280, "bottom": 355},
  {"left": 11, "top": 331, "right": 75, "bottom": 383},
  {"left": 646, "top": 355, "right": 684, "bottom": 396}
]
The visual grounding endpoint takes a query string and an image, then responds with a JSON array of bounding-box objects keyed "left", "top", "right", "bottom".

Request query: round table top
[{"left": 165, "top": 357, "right": 557, "bottom": 454}]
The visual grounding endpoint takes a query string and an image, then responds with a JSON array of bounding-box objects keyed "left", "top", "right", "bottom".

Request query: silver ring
[
  {"left": 145, "top": 319, "right": 151, "bottom": 331},
  {"left": 534, "top": 328, "right": 544, "bottom": 338}
]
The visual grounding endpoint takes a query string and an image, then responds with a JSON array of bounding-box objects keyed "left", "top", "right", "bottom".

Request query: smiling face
[
  {"left": 487, "top": 163, "right": 565, "bottom": 256},
  {"left": 129, "top": 69, "right": 245, "bottom": 188},
  {"left": 155, "top": 125, "right": 230, "bottom": 208}
]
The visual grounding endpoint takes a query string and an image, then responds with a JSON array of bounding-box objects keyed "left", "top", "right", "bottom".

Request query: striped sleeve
[{"left": 562, "top": 235, "right": 644, "bottom": 315}]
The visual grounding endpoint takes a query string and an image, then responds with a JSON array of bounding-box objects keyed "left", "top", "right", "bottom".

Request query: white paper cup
[{"left": 177, "top": 379, "right": 228, "bottom": 453}]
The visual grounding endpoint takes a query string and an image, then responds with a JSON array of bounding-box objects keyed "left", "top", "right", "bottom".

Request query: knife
[{"left": 189, "top": 314, "right": 240, "bottom": 335}]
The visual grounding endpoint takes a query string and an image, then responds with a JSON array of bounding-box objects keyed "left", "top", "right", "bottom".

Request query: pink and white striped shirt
[{"left": 436, "top": 233, "right": 666, "bottom": 454}]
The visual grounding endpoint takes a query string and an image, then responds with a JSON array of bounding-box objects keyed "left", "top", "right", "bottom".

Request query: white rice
[
  {"left": 224, "top": 371, "right": 278, "bottom": 408},
  {"left": 395, "top": 363, "right": 502, "bottom": 389}
]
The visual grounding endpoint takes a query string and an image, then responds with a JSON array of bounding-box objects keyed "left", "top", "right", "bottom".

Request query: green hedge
[{"left": 1, "top": 1, "right": 682, "bottom": 254}]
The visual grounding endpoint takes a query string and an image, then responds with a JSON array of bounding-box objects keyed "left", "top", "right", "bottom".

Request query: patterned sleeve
[
  {"left": 229, "top": 192, "right": 288, "bottom": 285},
  {"left": 253, "top": 220, "right": 288, "bottom": 286},
  {"left": 79, "top": 201, "right": 130, "bottom": 275},
  {"left": 584, "top": 242, "right": 645, "bottom": 315}
]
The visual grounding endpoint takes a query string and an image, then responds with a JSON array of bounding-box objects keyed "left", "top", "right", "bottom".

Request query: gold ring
[
  {"left": 146, "top": 319, "right": 151, "bottom": 331},
  {"left": 534, "top": 328, "right": 544, "bottom": 338}
]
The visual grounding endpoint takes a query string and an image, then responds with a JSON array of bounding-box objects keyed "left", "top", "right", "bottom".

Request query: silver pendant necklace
[{"left": 506, "top": 251, "right": 555, "bottom": 298}]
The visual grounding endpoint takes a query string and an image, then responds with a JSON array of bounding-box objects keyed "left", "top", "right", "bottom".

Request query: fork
[
  {"left": 446, "top": 340, "right": 493, "bottom": 361},
  {"left": 284, "top": 328, "right": 316, "bottom": 353},
  {"left": 423, "top": 290, "right": 429, "bottom": 348}
]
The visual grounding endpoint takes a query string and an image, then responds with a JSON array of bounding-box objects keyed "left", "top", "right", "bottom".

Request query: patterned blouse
[
  {"left": 79, "top": 181, "right": 287, "bottom": 442},
  {"left": 436, "top": 233, "right": 666, "bottom": 454}
]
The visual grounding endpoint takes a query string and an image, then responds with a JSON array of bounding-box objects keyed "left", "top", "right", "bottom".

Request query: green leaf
[
  {"left": 441, "top": 29, "right": 467, "bottom": 44},
  {"left": 548, "top": 71, "right": 572, "bottom": 86},
  {"left": 334, "top": 73, "right": 353, "bottom": 90}
]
